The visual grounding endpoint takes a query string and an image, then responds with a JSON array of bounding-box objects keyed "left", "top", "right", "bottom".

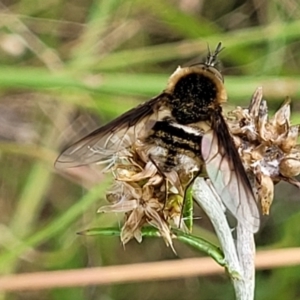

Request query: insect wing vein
[
  {"left": 202, "top": 126, "right": 260, "bottom": 233},
  {"left": 55, "top": 95, "right": 168, "bottom": 169}
]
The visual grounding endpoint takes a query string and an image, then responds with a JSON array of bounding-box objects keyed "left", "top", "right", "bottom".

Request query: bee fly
[{"left": 55, "top": 43, "right": 260, "bottom": 233}]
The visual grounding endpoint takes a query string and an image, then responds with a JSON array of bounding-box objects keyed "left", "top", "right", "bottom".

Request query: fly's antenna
[{"left": 205, "top": 42, "right": 224, "bottom": 67}]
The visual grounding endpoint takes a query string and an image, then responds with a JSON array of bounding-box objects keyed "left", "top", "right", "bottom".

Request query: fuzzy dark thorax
[{"left": 170, "top": 73, "right": 218, "bottom": 124}]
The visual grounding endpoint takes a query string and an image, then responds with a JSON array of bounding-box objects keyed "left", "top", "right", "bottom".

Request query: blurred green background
[{"left": 0, "top": 0, "right": 300, "bottom": 299}]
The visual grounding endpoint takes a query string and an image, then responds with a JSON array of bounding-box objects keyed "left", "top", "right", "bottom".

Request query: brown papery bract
[{"left": 227, "top": 88, "right": 300, "bottom": 215}]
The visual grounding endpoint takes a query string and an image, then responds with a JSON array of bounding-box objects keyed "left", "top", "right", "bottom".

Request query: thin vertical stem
[{"left": 193, "top": 177, "right": 255, "bottom": 300}]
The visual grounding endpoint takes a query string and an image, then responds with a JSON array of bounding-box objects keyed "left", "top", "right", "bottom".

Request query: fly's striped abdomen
[{"left": 146, "top": 120, "right": 202, "bottom": 171}]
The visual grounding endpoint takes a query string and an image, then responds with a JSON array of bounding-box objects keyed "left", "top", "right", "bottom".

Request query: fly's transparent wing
[
  {"left": 201, "top": 116, "right": 260, "bottom": 233},
  {"left": 55, "top": 94, "right": 169, "bottom": 169}
]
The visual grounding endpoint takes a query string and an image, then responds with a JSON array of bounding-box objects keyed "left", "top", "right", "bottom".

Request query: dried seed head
[
  {"left": 98, "top": 141, "right": 196, "bottom": 251},
  {"left": 227, "top": 88, "right": 300, "bottom": 215}
]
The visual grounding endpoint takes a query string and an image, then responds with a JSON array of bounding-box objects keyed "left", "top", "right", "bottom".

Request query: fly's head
[{"left": 165, "top": 43, "right": 227, "bottom": 124}]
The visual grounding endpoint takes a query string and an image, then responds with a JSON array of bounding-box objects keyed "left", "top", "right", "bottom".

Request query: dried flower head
[
  {"left": 98, "top": 141, "right": 195, "bottom": 250},
  {"left": 227, "top": 87, "right": 300, "bottom": 215}
]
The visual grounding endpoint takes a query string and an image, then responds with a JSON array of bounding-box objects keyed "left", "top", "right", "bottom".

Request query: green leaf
[{"left": 183, "top": 184, "right": 194, "bottom": 231}]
